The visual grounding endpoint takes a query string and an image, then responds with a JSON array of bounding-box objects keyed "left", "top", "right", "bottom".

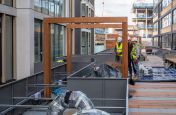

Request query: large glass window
[
  {"left": 59, "top": 0, "right": 65, "bottom": 17},
  {"left": 34, "top": 0, "right": 42, "bottom": 12},
  {"left": 54, "top": 0, "right": 65, "bottom": 17},
  {"left": 42, "top": 0, "right": 49, "bottom": 14},
  {"left": 81, "top": 32, "right": 88, "bottom": 55},
  {"left": 162, "top": 13, "right": 172, "bottom": 28},
  {"left": 162, "top": 0, "right": 172, "bottom": 9},
  {"left": 54, "top": 0, "right": 59, "bottom": 17},
  {"left": 173, "top": 9, "right": 176, "bottom": 24},
  {"left": 4, "top": 0, "right": 13, "bottom": 6},
  {"left": 34, "top": 19, "right": 42, "bottom": 63},
  {"left": 153, "top": 37, "right": 159, "bottom": 47},
  {"left": 49, "top": 0, "right": 55, "bottom": 16},
  {"left": 162, "top": 34, "right": 172, "bottom": 49},
  {"left": 5, "top": 15, "right": 13, "bottom": 81},
  {"left": 34, "top": 0, "right": 65, "bottom": 17},
  {"left": 81, "top": 4, "right": 86, "bottom": 17},
  {"left": 0, "top": 15, "right": 2, "bottom": 83},
  {"left": 51, "top": 24, "right": 65, "bottom": 62},
  {"left": 154, "top": 22, "right": 158, "bottom": 31},
  {"left": 153, "top": 6, "right": 158, "bottom": 17},
  {"left": 173, "top": 34, "right": 176, "bottom": 50},
  {"left": 81, "top": 31, "right": 91, "bottom": 55}
]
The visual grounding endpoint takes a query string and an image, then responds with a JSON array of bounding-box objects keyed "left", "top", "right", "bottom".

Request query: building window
[
  {"left": 54, "top": 0, "right": 60, "bottom": 17},
  {"left": 51, "top": 24, "right": 65, "bottom": 62},
  {"left": 162, "top": 0, "right": 172, "bottom": 9},
  {"left": 81, "top": 31, "right": 91, "bottom": 55},
  {"left": 3, "top": 0, "right": 13, "bottom": 7},
  {"left": 173, "top": 9, "right": 176, "bottom": 24},
  {"left": 81, "top": 3, "right": 86, "bottom": 17},
  {"left": 34, "top": 0, "right": 65, "bottom": 17},
  {"left": 5, "top": 15, "right": 13, "bottom": 81},
  {"left": 153, "top": 37, "right": 159, "bottom": 47},
  {"left": 162, "top": 34, "right": 172, "bottom": 49},
  {"left": 153, "top": 6, "right": 158, "bottom": 17},
  {"left": 42, "top": 0, "right": 49, "bottom": 14},
  {"left": 154, "top": 22, "right": 158, "bottom": 31},
  {"left": 173, "top": 34, "right": 176, "bottom": 50},
  {"left": 58, "top": 0, "right": 65, "bottom": 17},
  {"left": 34, "top": 0, "right": 42, "bottom": 12},
  {"left": 34, "top": 19, "right": 42, "bottom": 63},
  {"left": 49, "top": 0, "right": 55, "bottom": 16},
  {"left": 162, "top": 13, "right": 171, "bottom": 28},
  {"left": 0, "top": 15, "right": 2, "bottom": 83}
]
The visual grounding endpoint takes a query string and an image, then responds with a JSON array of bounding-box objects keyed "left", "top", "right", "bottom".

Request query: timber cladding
[
  {"left": 160, "top": 3, "right": 172, "bottom": 17},
  {"left": 172, "top": 24, "right": 176, "bottom": 31},
  {"left": 173, "top": 0, "right": 176, "bottom": 7},
  {"left": 161, "top": 26, "right": 172, "bottom": 34}
]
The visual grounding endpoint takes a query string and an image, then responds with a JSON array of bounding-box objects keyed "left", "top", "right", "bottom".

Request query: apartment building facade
[
  {"left": 0, "top": 0, "right": 70, "bottom": 84},
  {"left": 132, "top": 1, "right": 153, "bottom": 39},
  {"left": 73, "top": 0, "right": 95, "bottom": 55},
  {"left": 153, "top": 0, "right": 176, "bottom": 50}
]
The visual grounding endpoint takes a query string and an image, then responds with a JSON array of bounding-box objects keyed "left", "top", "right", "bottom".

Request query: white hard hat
[{"left": 117, "top": 37, "right": 122, "bottom": 42}]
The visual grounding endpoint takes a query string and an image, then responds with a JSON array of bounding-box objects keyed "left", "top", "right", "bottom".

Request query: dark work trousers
[{"left": 128, "top": 59, "right": 137, "bottom": 78}]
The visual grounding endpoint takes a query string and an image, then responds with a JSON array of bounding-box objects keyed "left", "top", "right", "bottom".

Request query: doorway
[{"left": 0, "top": 14, "right": 2, "bottom": 83}]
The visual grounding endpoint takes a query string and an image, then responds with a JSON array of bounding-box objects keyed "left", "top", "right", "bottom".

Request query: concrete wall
[{"left": 16, "top": 0, "right": 34, "bottom": 80}]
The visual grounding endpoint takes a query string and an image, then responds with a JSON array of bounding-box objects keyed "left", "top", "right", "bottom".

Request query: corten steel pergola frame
[{"left": 43, "top": 17, "right": 128, "bottom": 97}]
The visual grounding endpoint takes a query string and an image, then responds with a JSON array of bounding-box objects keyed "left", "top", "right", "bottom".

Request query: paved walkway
[
  {"left": 129, "top": 82, "right": 176, "bottom": 115},
  {"left": 142, "top": 55, "right": 164, "bottom": 67}
]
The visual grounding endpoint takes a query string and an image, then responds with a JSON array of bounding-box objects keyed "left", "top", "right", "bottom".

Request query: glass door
[
  {"left": 5, "top": 15, "right": 13, "bottom": 81},
  {"left": 81, "top": 31, "right": 88, "bottom": 55},
  {"left": 0, "top": 14, "right": 2, "bottom": 83}
]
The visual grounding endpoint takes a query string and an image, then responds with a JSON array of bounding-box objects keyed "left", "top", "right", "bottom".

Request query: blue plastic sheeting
[
  {"left": 139, "top": 67, "right": 176, "bottom": 81},
  {"left": 52, "top": 87, "right": 67, "bottom": 96}
]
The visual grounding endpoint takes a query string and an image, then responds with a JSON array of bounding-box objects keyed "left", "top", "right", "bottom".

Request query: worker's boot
[
  {"left": 129, "top": 78, "right": 135, "bottom": 85},
  {"left": 132, "top": 74, "right": 139, "bottom": 81}
]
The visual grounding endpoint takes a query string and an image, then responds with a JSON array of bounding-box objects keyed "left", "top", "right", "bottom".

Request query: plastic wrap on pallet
[
  {"left": 73, "top": 109, "right": 110, "bottom": 115},
  {"left": 91, "top": 64, "right": 121, "bottom": 78},
  {"left": 47, "top": 91, "right": 110, "bottom": 115}
]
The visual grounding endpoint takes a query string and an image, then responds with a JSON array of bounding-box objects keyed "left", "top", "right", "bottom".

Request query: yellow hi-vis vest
[
  {"left": 116, "top": 42, "right": 122, "bottom": 57},
  {"left": 131, "top": 46, "right": 138, "bottom": 60}
]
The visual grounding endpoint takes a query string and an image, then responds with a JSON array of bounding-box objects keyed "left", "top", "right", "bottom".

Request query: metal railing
[{"left": 133, "top": 3, "right": 153, "bottom": 9}]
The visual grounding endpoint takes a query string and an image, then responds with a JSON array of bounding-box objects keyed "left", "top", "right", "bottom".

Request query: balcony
[
  {"left": 137, "top": 25, "right": 153, "bottom": 29},
  {"left": 137, "top": 15, "right": 153, "bottom": 19},
  {"left": 142, "top": 34, "right": 153, "bottom": 38},
  {"left": 133, "top": 3, "right": 153, "bottom": 9}
]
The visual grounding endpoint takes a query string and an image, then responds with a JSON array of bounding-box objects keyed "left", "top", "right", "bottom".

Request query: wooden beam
[
  {"left": 66, "top": 28, "right": 72, "bottom": 74},
  {"left": 43, "top": 21, "right": 51, "bottom": 97},
  {"left": 67, "top": 24, "right": 122, "bottom": 29},
  {"left": 122, "top": 22, "right": 128, "bottom": 78},
  {"left": 45, "top": 17, "right": 127, "bottom": 23}
]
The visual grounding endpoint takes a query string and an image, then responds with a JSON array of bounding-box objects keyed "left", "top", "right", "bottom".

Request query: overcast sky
[{"left": 95, "top": 0, "right": 134, "bottom": 25}]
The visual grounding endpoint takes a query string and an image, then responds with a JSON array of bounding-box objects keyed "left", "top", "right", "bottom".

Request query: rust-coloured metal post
[
  {"left": 122, "top": 22, "right": 128, "bottom": 78},
  {"left": 67, "top": 28, "right": 72, "bottom": 74},
  {"left": 43, "top": 21, "right": 51, "bottom": 97}
]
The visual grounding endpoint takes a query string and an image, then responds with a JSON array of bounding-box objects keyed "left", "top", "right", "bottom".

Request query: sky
[{"left": 95, "top": 0, "right": 134, "bottom": 25}]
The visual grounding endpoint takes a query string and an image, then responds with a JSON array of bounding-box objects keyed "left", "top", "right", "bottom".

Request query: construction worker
[
  {"left": 128, "top": 37, "right": 135, "bottom": 85},
  {"left": 131, "top": 38, "right": 139, "bottom": 79},
  {"left": 114, "top": 37, "right": 122, "bottom": 63}
]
